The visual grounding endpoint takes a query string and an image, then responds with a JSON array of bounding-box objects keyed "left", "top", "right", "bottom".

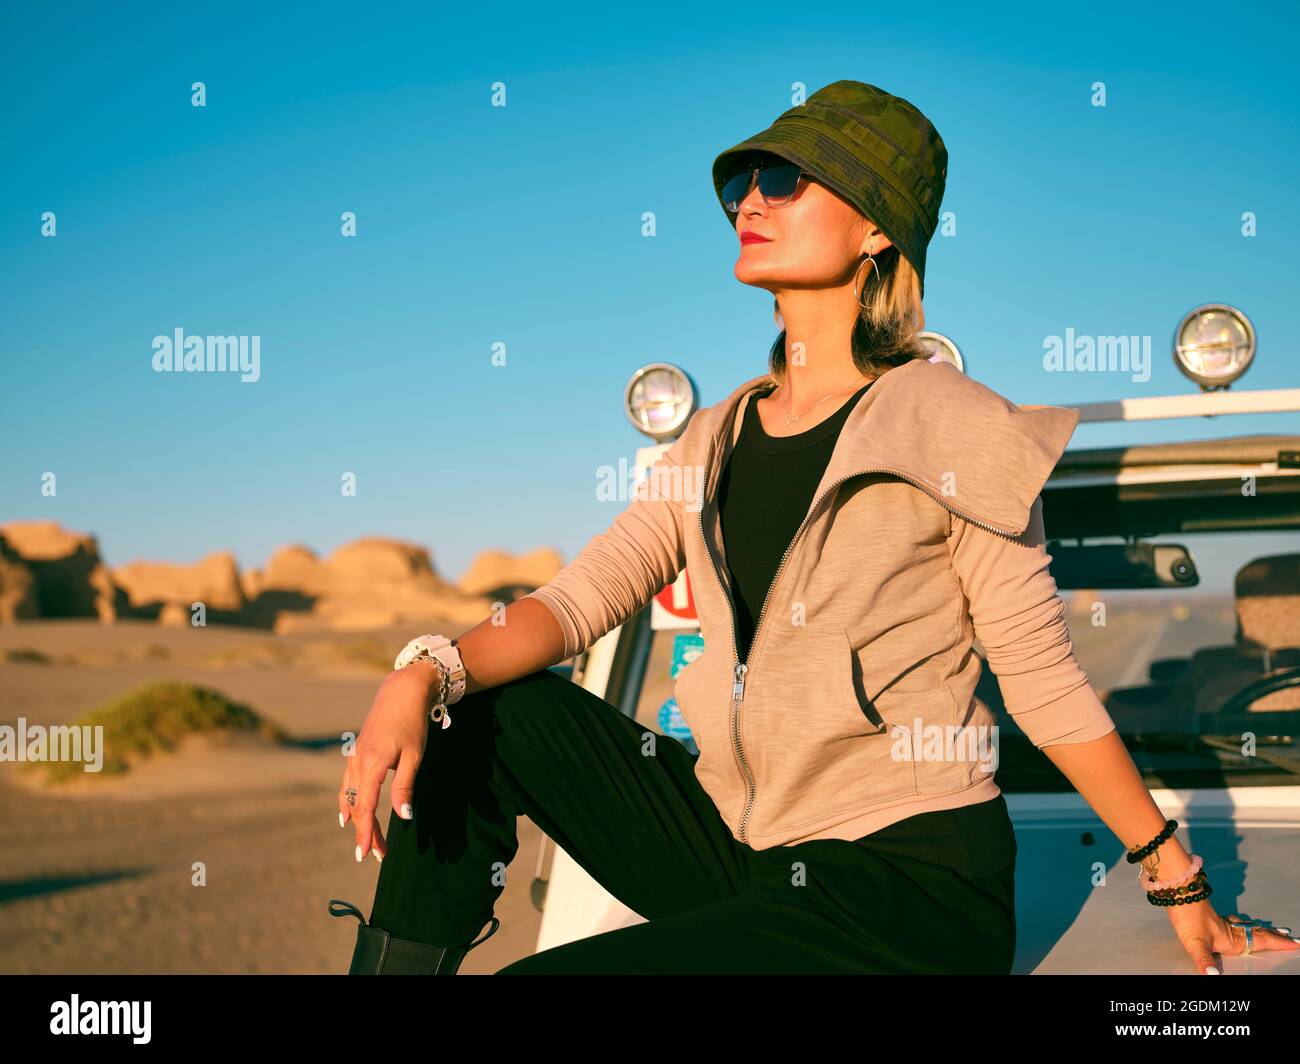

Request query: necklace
[{"left": 778, "top": 374, "right": 872, "bottom": 424}]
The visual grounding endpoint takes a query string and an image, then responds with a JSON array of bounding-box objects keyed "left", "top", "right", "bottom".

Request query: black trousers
[{"left": 367, "top": 667, "right": 1017, "bottom": 974}]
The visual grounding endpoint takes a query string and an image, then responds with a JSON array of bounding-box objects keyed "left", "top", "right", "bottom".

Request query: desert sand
[{"left": 0, "top": 619, "right": 553, "bottom": 975}]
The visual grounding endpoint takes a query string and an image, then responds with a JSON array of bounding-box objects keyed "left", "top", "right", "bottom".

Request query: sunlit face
[{"left": 727, "top": 153, "right": 890, "bottom": 292}]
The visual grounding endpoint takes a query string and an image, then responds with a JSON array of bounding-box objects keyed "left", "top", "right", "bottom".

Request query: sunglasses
[{"left": 720, "top": 155, "right": 812, "bottom": 214}]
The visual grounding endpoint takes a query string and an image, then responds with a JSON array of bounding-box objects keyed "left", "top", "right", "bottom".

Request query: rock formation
[
  {"left": 459, "top": 547, "right": 565, "bottom": 599},
  {"left": 113, "top": 551, "right": 246, "bottom": 621},
  {"left": 0, "top": 521, "right": 118, "bottom": 621},
  {"left": 249, "top": 537, "right": 516, "bottom": 633},
  {"left": 0, "top": 520, "right": 561, "bottom": 632},
  {"left": 0, "top": 532, "right": 39, "bottom": 623}
]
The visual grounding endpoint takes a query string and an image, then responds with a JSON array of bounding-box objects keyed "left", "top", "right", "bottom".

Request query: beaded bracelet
[
  {"left": 1148, "top": 868, "right": 1206, "bottom": 895},
  {"left": 1148, "top": 883, "right": 1213, "bottom": 907},
  {"left": 1146, "top": 870, "right": 1213, "bottom": 907},
  {"left": 1142, "top": 854, "right": 1203, "bottom": 894},
  {"left": 1126, "top": 818, "right": 1179, "bottom": 864}
]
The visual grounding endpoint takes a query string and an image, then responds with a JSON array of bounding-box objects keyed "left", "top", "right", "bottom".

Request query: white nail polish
[
  {"left": 355, "top": 845, "right": 363, "bottom": 863},
  {"left": 339, "top": 811, "right": 346, "bottom": 828},
  {"left": 400, "top": 803, "right": 413, "bottom": 819},
  {"left": 372, "top": 848, "right": 383, "bottom": 863},
  {"left": 1204, "top": 966, "right": 1220, "bottom": 975}
]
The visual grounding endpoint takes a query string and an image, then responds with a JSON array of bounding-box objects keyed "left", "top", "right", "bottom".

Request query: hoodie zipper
[
  {"left": 699, "top": 429, "right": 1024, "bottom": 845},
  {"left": 697, "top": 443, "right": 758, "bottom": 844}
]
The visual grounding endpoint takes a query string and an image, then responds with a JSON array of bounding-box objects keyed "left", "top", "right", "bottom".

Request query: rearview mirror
[{"left": 1047, "top": 542, "right": 1199, "bottom": 589}]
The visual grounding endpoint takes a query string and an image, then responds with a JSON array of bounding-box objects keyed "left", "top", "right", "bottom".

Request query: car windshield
[
  {"left": 1008, "top": 525, "right": 1300, "bottom": 790},
  {"left": 1063, "top": 529, "right": 1297, "bottom": 702}
]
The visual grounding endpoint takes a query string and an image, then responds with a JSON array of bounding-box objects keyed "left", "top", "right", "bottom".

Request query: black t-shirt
[
  {"left": 716, "top": 379, "right": 873, "bottom": 665},
  {"left": 714, "top": 377, "right": 1017, "bottom": 878}
]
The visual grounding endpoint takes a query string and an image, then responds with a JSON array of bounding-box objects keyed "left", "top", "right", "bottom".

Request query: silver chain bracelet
[{"left": 428, "top": 659, "right": 452, "bottom": 728}]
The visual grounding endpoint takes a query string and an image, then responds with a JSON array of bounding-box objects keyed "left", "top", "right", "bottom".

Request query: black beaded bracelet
[
  {"left": 1147, "top": 883, "right": 1213, "bottom": 907},
  {"left": 1126, "top": 818, "right": 1179, "bottom": 864}
]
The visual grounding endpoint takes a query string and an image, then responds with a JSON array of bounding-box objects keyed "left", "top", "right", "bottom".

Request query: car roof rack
[
  {"left": 1044, "top": 386, "right": 1300, "bottom": 485},
  {"left": 1061, "top": 387, "right": 1300, "bottom": 423}
]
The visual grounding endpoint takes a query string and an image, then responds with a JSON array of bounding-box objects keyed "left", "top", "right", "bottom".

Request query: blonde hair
[{"left": 768, "top": 245, "right": 928, "bottom": 384}]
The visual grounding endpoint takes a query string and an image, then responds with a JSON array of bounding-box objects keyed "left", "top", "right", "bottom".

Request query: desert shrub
[{"left": 26, "top": 680, "right": 289, "bottom": 782}]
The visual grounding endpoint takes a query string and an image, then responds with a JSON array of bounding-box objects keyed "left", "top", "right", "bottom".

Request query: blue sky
[{"left": 2, "top": 1, "right": 1297, "bottom": 581}]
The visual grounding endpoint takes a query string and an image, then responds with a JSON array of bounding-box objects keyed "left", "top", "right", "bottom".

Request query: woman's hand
[
  {"left": 338, "top": 662, "right": 439, "bottom": 863},
  {"left": 1167, "top": 898, "right": 1298, "bottom": 974}
]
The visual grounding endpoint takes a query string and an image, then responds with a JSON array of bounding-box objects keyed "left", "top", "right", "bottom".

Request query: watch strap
[{"left": 394, "top": 634, "right": 466, "bottom": 711}]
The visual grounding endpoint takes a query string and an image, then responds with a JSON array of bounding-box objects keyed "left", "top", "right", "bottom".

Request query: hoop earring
[{"left": 854, "top": 252, "right": 881, "bottom": 310}]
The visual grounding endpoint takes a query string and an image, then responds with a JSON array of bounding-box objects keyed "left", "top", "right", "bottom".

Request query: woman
[{"left": 328, "top": 81, "right": 1298, "bottom": 975}]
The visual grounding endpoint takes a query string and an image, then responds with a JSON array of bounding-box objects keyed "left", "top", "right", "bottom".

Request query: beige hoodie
[{"left": 524, "top": 357, "right": 1116, "bottom": 850}]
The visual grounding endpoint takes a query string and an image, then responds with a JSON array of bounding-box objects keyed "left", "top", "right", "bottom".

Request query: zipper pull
[{"left": 733, "top": 662, "right": 747, "bottom": 702}]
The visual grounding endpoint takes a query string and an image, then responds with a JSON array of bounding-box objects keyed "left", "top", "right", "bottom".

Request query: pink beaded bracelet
[{"left": 1141, "top": 854, "right": 1203, "bottom": 893}]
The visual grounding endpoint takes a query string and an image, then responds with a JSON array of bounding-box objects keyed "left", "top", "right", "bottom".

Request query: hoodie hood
[{"left": 696, "top": 357, "right": 1080, "bottom": 537}]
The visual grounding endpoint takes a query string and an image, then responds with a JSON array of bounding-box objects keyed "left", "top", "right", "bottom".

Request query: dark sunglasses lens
[
  {"left": 758, "top": 164, "right": 801, "bottom": 201},
  {"left": 721, "top": 168, "right": 754, "bottom": 212}
]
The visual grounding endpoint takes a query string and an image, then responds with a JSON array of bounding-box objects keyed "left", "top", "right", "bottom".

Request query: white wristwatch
[{"left": 394, "top": 634, "right": 466, "bottom": 729}]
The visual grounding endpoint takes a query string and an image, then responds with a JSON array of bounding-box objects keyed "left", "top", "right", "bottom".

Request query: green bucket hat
[{"left": 711, "top": 80, "right": 948, "bottom": 296}]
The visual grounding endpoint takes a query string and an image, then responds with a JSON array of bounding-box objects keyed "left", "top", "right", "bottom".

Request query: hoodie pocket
[
  {"left": 787, "top": 624, "right": 900, "bottom": 738},
  {"left": 761, "top": 624, "right": 921, "bottom": 835},
  {"left": 841, "top": 626, "right": 922, "bottom": 736}
]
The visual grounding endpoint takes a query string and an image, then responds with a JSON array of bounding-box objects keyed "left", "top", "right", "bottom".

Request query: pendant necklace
[{"left": 780, "top": 374, "right": 872, "bottom": 424}]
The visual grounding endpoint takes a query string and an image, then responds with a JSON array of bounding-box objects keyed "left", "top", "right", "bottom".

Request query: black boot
[{"left": 328, "top": 899, "right": 501, "bottom": 975}]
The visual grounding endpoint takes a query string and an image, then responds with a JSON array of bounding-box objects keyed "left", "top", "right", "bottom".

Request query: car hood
[{"left": 1009, "top": 786, "right": 1300, "bottom": 974}]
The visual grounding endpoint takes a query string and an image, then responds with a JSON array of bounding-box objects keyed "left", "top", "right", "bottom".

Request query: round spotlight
[
  {"left": 916, "top": 331, "right": 964, "bottom": 373},
  {"left": 1173, "top": 303, "right": 1255, "bottom": 389},
  {"left": 624, "top": 363, "right": 698, "bottom": 442}
]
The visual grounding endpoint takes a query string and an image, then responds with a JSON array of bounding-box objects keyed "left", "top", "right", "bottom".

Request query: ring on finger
[{"left": 1225, "top": 915, "right": 1274, "bottom": 956}]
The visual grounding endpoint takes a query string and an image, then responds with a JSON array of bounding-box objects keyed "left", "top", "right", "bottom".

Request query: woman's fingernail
[
  {"left": 371, "top": 848, "right": 383, "bottom": 863},
  {"left": 1204, "top": 966, "right": 1220, "bottom": 975},
  {"left": 400, "top": 803, "right": 413, "bottom": 819},
  {"left": 339, "top": 811, "right": 346, "bottom": 828},
  {"left": 355, "top": 845, "right": 363, "bottom": 863}
]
